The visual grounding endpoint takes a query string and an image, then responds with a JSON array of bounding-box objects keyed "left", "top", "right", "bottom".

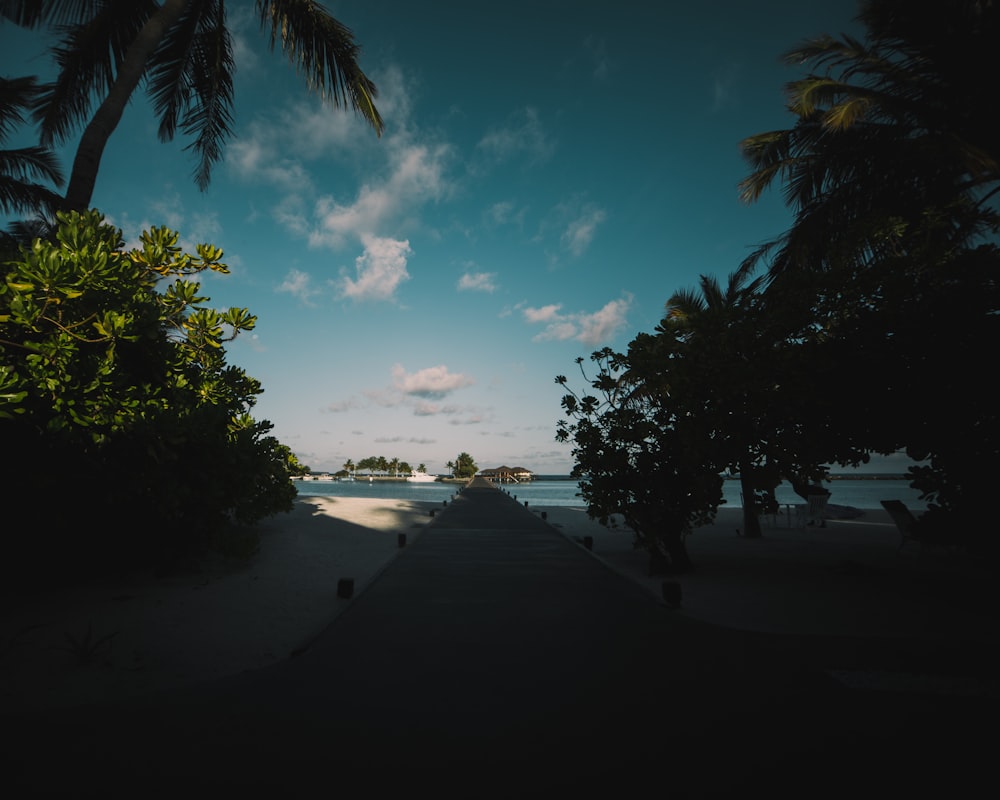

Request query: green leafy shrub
[{"left": 0, "top": 210, "right": 296, "bottom": 586}]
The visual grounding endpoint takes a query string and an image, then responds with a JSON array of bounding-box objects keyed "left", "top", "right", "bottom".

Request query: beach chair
[
  {"left": 797, "top": 494, "right": 828, "bottom": 528},
  {"left": 880, "top": 499, "right": 919, "bottom": 551}
]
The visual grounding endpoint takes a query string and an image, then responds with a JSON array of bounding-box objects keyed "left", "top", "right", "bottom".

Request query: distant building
[{"left": 479, "top": 465, "right": 535, "bottom": 483}]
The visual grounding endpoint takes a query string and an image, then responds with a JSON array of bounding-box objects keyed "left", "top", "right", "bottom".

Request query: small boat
[{"left": 407, "top": 471, "right": 438, "bottom": 483}]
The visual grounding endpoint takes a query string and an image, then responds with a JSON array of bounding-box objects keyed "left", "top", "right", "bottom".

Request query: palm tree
[
  {"left": 665, "top": 267, "right": 764, "bottom": 331},
  {"left": 1, "top": 0, "right": 384, "bottom": 212},
  {"left": 664, "top": 268, "right": 775, "bottom": 539},
  {"left": 342, "top": 458, "right": 354, "bottom": 478},
  {"left": 736, "top": 0, "right": 1000, "bottom": 536},
  {"left": 737, "top": 0, "right": 998, "bottom": 279},
  {"left": 0, "top": 75, "right": 64, "bottom": 245}
]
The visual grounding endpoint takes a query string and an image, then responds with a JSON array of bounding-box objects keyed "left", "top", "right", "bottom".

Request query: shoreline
[{"left": 2, "top": 495, "right": 995, "bottom": 714}]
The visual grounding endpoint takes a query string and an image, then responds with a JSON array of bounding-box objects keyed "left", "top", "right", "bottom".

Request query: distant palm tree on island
[{"left": 444, "top": 453, "right": 477, "bottom": 480}]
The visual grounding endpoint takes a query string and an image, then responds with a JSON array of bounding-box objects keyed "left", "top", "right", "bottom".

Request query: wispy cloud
[
  {"left": 227, "top": 64, "right": 455, "bottom": 250},
  {"left": 486, "top": 200, "right": 527, "bottom": 228},
  {"left": 111, "top": 192, "right": 220, "bottom": 256},
  {"left": 582, "top": 36, "right": 613, "bottom": 84},
  {"left": 561, "top": 206, "right": 607, "bottom": 257},
  {"left": 326, "top": 363, "right": 477, "bottom": 418},
  {"left": 523, "top": 294, "right": 633, "bottom": 345},
  {"left": 535, "top": 196, "right": 607, "bottom": 261},
  {"left": 711, "top": 63, "right": 742, "bottom": 112},
  {"left": 277, "top": 268, "right": 322, "bottom": 305},
  {"left": 475, "top": 107, "right": 556, "bottom": 168},
  {"left": 457, "top": 271, "right": 498, "bottom": 292},
  {"left": 324, "top": 397, "right": 363, "bottom": 413},
  {"left": 228, "top": 130, "right": 315, "bottom": 192}
]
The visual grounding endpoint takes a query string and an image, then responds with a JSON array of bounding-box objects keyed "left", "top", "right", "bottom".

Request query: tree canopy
[
  {"left": 450, "top": 452, "right": 478, "bottom": 479},
  {"left": 738, "top": 0, "right": 999, "bottom": 542},
  {"left": 558, "top": 0, "right": 998, "bottom": 555},
  {"left": 1, "top": 210, "right": 297, "bottom": 583}
]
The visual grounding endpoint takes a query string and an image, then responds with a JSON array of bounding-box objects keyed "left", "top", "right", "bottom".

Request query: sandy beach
[{"left": 2, "top": 492, "right": 997, "bottom": 713}]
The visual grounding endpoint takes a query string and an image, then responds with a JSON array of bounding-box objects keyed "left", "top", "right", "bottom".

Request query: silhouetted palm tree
[
  {"left": 664, "top": 268, "right": 774, "bottom": 538},
  {"left": 737, "top": 0, "right": 1000, "bottom": 533},
  {"left": 738, "top": 0, "right": 998, "bottom": 278},
  {"left": 0, "top": 75, "right": 64, "bottom": 245},
  {"left": 1, "top": 0, "right": 384, "bottom": 211}
]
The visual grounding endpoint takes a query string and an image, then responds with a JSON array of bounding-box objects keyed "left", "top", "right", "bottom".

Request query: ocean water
[{"left": 294, "top": 477, "right": 930, "bottom": 510}]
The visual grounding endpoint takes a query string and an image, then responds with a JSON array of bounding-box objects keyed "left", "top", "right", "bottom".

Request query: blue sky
[{"left": 5, "top": 1, "right": 913, "bottom": 476}]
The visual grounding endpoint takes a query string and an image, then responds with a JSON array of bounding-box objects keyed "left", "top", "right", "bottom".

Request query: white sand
[
  {"left": 2, "top": 496, "right": 996, "bottom": 712},
  {"left": 0, "top": 495, "right": 435, "bottom": 712}
]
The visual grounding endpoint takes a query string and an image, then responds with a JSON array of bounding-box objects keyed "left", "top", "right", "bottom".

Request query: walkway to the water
[{"left": 5, "top": 479, "right": 994, "bottom": 795}]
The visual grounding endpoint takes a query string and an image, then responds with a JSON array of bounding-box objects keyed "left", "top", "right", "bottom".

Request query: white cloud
[
  {"left": 337, "top": 236, "right": 412, "bottom": 302},
  {"left": 457, "top": 271, "right": 498, "bottom": 292},
  {"left": 576, "top": 296, "right": 633, "bottom": 344},
  {"left": 392, "top": 364, "right": 475, "bottom": 398},
  {"left": 523, "top": 294, "right": 633, "bottom": 345},
  {"left": 277, "top": 268, "right": 322, "bottom": 305},
  {"left": 309, "top": 141, "right": 453, "bottom": 249},
  {"left": 535, "top": 320, "right": 579, "bottom": 341},
  {"left": 226, "top": 64, "right": 454, "bottom": 250},
  {"left": 228, "top": 68, "right": 408, "bottom": 179},
  {"left": 228, "top": 133, "right": 314, "bottom": 192},
  {"left": 522, "top": 304, "right": 563, "bottom": 323}
]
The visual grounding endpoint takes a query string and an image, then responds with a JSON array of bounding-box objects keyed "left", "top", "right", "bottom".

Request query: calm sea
[{"left": 293, "top": 477, "right": 929, "bottom": 510}]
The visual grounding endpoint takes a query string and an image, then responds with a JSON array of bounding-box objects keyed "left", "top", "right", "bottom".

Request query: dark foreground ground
[{"left": 4, "top": 479, "right": 997, "bottom": 797}]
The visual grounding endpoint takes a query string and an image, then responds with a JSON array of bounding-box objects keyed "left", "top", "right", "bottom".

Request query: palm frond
[
  {"left": 0, "top": 173, "right": 63, "bottom": 218},
  {"left": 0, "top": 146, "right": 64, "bottom": 185},
  {"left": 3, "top": 216, "right": 55, "bottom": 248},
  {"left": 33, "top": 0, "right": 157, "bottom": 146},
  {"left": 665, "top": 287, "right": 704, "bottom": 321},
  {"left": 257, "top": 0, "right": 383, "bottom": 136},
  {"left": 147, "top": 0, "right": 212, "bottom": 144},
  {"left": 180, "top": 2, "right": 235, "bottom": 190},
  {"left": 737, "top": 130, "right": 795, "bottom": 204},
  {"left": 0, "top": 75, "right": 43, "bottom": 139},
  {"left": 0, "top": 1, "right": 107, "bottom": 27}
]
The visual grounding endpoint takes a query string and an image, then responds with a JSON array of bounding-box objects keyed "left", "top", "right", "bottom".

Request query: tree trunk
[
  {"left": 646, "top": 532, "right": 694, "bottom": 575},
  {"left": 64, "top": 0, "right": 190, "bottom": 211},
  {"left": 739, "top": 471, "right": 762, "bottom": 538}
]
